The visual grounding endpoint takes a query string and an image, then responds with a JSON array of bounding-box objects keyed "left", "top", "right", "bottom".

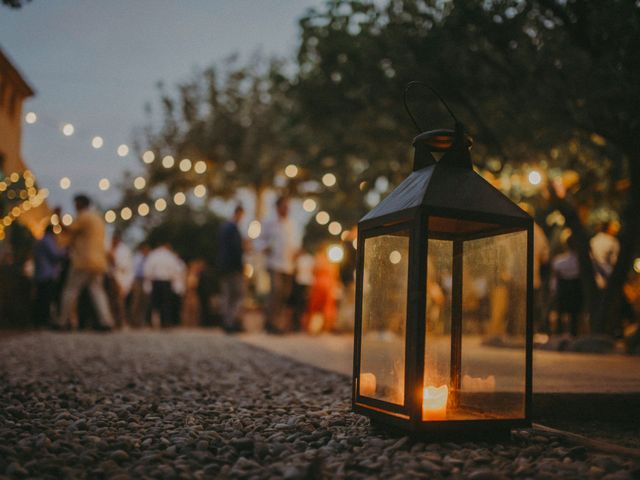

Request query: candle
[
  {"left": 422, "top": 385, "right": 448, "bottom": 420},
  {"left": 360, "top": 372, "right": 377, "bottom": 396}
]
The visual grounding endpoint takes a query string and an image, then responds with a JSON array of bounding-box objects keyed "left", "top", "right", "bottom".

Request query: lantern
[{"left": 352, "top": 84, "right": 533, "bottom": 436}]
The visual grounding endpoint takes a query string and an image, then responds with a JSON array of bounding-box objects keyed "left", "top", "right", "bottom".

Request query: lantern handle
[{"left": 403, "top": 81, "right": 459, "bottom": 133}]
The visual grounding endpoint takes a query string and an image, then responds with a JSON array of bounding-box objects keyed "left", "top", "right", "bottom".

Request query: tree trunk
[{"left": 593, "top": 146, "right": 640, "bottom": 336}]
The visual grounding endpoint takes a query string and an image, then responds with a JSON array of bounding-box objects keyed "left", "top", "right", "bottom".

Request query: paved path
[
  {"left": 1, "top": 330, "right": 639, "bottom": 479},
  {"left": 241, "top": 333, "right": 640, "bottom": 393}
]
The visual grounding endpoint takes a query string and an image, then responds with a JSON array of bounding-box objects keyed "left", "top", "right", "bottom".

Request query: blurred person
[
  {"left": 144, "top": 242, "right": 185, "bottom": 327},
  {"left": 216, "top": 205, "right": 245, "bottom": 332},
  {"left": 590, "top": 221, "right": 620, "bottom": 286},
  {"left": 58, "top": 194, "right": 114, "bottom": 330},
  {"left": 305, "top": 245, "right": 339, "bottom": 334},
  {"left": 181, "top": 259, "right": 205, "bottom": 327},
  {"left": 290, "top": 246, "right": 314, "bottom": 331},
  {"left": 33, "top": 225, "right": 66, "bottom": 327},
  {"left": 260, "top": 196, "right": 299, "bottom": 333},
  {"left": 551, "top": 234, "right": 583, "bottom": 336},
  {"left": 108, "top": 231, "right": 134, "bottom": 328},
  {"left": 129, "top": 243, "right": 151, "bottom": 327}
]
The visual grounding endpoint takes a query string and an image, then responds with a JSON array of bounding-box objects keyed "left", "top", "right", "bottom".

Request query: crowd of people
[
  {"left": 24, "top": 194, "right": 352, "bottom": 334},
  {"left": 8, "top": 192, "right": 640, "bottom": 345}
]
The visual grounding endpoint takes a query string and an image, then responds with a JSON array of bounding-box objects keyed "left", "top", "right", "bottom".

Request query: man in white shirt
[
  {"left": 590, "top": 221, "right": 620, "bottom": 282},
  {"left": 260, "top": 196, "right": 300, "bottom": 333},
  {"left": 143, "top": 242, "right": 186, "bottom": 327},
  {"left": 108, "top": 231, "right": 134, "bottom": 328}
]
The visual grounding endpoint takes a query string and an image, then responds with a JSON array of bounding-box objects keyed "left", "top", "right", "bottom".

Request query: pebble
[{"left": 0, "top": 331, "right": 636, "bottom": 479}]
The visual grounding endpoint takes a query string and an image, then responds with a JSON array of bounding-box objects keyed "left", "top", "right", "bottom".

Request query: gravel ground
[{"left": 1, "top": 330, "right": 639, "bottom": 479}]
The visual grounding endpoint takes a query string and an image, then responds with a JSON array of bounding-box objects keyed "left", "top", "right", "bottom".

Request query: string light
[
  {"left": 104, "top": 210, "right": 116, "bottom": 223},
  {"left": 91, "top": 136, "right": 104, "bottom": 149},
  {"left": 98, "top": 178, "right": 110, "bottom": 191},
  {"left": 25, "top": 112, "right": 37, "bottom": 124},
  {"left": 179, "top": 158, "right": 192, "bottom": 172},
  {"left": 284, "top": 164, "right": 298, "bottom": 178},
  {"left": 117, "top": 144, "right": 129, "bottom": 157},
  {"left": 154, "top": 198, "right": 167, "bottom": 212},
  {"left": 120, "top": 207, "right": 132, "bottom": 221},
  {"left": 193, "top": 184, "right": 206, "bottom": 198},
  {"left": 62, "top": 123, "right": 75, "bottom": 136},
  {"left": 302, "top": 198, "right": 317, "bottom": 212},
  {"left": 194, "top": 160, "right": 207, "bottom": 174},
  {"left": 328, "top": 221, "right": 342, "bottom": 236},
  {"left": 10, "top": 172, "right": 19, "bottom": 182},
  {"left": 59, "top": 177, "right": 71, "bottom": 190},
  {"left": 162, "top": 155, "right": 175, "bottom": 168},
  {"left": 322, "top": 173, "right": 336, "bottom": 187},
  {"left": 61, "top": 213, "right": 73, "bottom": 226},
  {"left": 173, "top": 192, "right": 186, "bottom": 205},
  {"left": 528, "top": 170, "right": 542, "bottom": 186},
  {"left": 133, "top": 176, "right": 146, "bottom": 190},
  {"left": 138, "top": 203, "right": 150, "bottom": 217},
  {"left": 142, "top": 151, "right": 155, "bottom": 164},
  {"left": 315, "top": 211, "right": 330, "bottom": 225}
]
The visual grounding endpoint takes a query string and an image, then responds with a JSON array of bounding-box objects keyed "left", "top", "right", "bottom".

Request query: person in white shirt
[
  {"left": 551, "top": 234, "right": 583, "bottom": 336},
  {"left": 143, "top": 242, "right": 186, "bottom": 327},
  {"left": 108, "top": 231, "right": 134, "bottom": 327},
  {"left": 590, "top": 221, "right": 620, "bottom": 284},
  {"left": 260, "top": 196, "right": 300, "bottom": 333}
]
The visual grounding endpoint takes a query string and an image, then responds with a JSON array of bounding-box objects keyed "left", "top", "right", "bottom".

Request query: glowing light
[
  {"left": 98, "top": 178, "right": 110, "bottom": 191},
  {"left": 179, "top": 158, "right": 192, "bottom": 172},
  {"left": 322, "top": 173, "right": 336, "bottom": 187},
  {"left": 340, "top": 231, "right": 350, "bottom": 241},
  {"left": 62, "top": 123, "right": 74, "bottom": 136},
  {"left": 120, "top": 207, "right": 132, "bottom": 221},
  {"left": 11, "top": 206, "right": 21, "bottom": 217},
  {"left": 50, "top": 214, "right": 60, "bottom": 226},
  {"left": 162, "top": 155, "right": 175, "bottom": 168},
  {"left": 528, "top": 170, "right": 542, "bottom": 186},
  {"left": 328, "top": 221, "right": 342, "bottom": 236},
  {"left": 104, "top": 210, "right": 116, "bottom": 223},
  {"left": 40, "top": 188, "right": 49, "bottom": 199},
  {"left": 244, "top": 264, "right": 254, "bottom": 278},
  {"left": 634, "top": 258, "right": 640, "bottom": 274},
  {"left": 194, "top": 160, "right": 207, "bottom": 174},
  {"left": 315, "top": 211, "right": 330, "bottom": 225},
  {"left": 59, "top": 177, "right": 71, "bottom": 190},
  {"left": 2, "top": 217, "right": 11, "bottom": 226},
  {"left": 92, "top": 136, "right": 104, "bottom": 149},
  {"left": 302, "top": 198, "right": 317, "bottom": 212},
  {"left": 25, "top": 112, "right": 37, "bottom": 124},
  {"left": 117, "top": 144, "right": 129, "bottom": 157},
  {"left": 173, "top": 192, "right": 186, "bottom": 205},
  {"left": 133, "top": 176, "right": 146, "bottom": 190},
  {"left": 10, "top": 172, "right": 19, "bottom": 182},
  {"left": 389, "top": 250, "right": 402, "bottom": 264},
  {"left": 0, "top": 182, "right": 6, "bottom": 191},
  {"left": 327, "top": 244, "right": 344, "bottom": 263},
  {"left": 138, "top": 203, "right": 150, "bottom": 217},
  {"left": 247, "top": 220, "right": 262, "bottom": 239},
  {"left": 52, "top": 225, "right": 62, "bottom": 234},
  {"left": 61, "top": 214, "right": 73, "bottom": 226},
  {"left": 154, "top": 198, "right": 167, "bottom": 212},
  {"left": 193, "top": 184, "right": 206, "bottom": 198},
  {"left": 142, "top": 151, "right": 155, "bottom": 164},
  {"left": 284, "top": 164, "right": 298, "bottom": 178}
]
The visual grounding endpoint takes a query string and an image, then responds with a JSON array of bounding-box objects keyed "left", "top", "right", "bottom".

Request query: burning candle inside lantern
[
  {"left": 360, "top": 372, "right": 377, "bottom": 396},
  {"left": 422, "top": 385, "right": 448, "bottom": 420}
]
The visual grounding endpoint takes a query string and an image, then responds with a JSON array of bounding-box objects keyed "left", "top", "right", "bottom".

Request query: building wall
[{"left": 0, "top": 49, "right": 49, "bottom": 238}]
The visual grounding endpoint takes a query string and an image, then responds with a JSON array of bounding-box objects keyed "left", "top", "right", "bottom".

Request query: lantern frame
[{"left": 352, "top": 85, "right": 533, "bottom": 436}]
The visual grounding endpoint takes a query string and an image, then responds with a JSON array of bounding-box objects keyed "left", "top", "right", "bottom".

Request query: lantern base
[{"left": 355, "top": 403, "right": 529, "bottom": 440}]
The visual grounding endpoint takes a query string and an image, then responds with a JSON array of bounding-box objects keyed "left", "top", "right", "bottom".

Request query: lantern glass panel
[
  {"left": 423, "top": 219, "right": 528, "bottom": 421},
  {"left": 359, "top": 231, "right": 410, "bottom": 406}
]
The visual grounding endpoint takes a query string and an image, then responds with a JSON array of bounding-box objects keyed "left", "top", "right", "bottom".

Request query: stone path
[
  {"left": 241, "top": 332, "right": 640, "bottom": 393},
  {"left": 1, "top": 330, "right": 639, "bottom": 479}
]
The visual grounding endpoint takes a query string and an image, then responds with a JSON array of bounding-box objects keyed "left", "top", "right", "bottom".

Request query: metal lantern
[{"left": 352, "top": 83, "right": 533, "bottom": 436}]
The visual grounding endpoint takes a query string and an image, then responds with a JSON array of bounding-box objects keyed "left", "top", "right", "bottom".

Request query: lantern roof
[{"left": 360, "top": 161, "right": 530, "bottom": 223}]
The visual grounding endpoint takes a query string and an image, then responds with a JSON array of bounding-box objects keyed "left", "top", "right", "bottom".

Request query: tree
[{"left": 293, "top": 0, "right": 640, "bottom": 334}]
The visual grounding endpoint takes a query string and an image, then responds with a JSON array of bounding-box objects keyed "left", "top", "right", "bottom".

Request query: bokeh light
[
  {"left": 120, "top": 207, "right": 132, "bottom": 221},
  {"left": 134, "top": 176, "right": 146, "bottom": 190},
  {"left": 62, "top": 123, "right": 74, "bottom": 136},
  {"left": 104, "top": 210, "right": 116, "bottom": 223},
  {"left": 162, "top": 155, "right": 175, "bottom": 168},
  {"left": 179, "top": 158, "right": 192, "bottom": 172},
  {"left": 173, "top": 192, "right": 186, "bottom": 205},
  {"left": 193, "top": 185, "right": 206, "bottom": 198},
  {"left": 284, "top": 164, "right": 298, "bottom": 178},
  {"left": 315, "top": 211, "right": 330, "bottom": 225},
  {"left": 528, "top": 170, "right": 542, "bottom": 185},
  {"left": 327, "top": 244, "right": 344, "bottom": 263},
  {"left": 61, "top": 214, "right": 73, "bottom": 226},
  {"left": 389, "top": 250, "right": 402, "bottom": 264},
  {"left": 328, "top": 221, "right": 342, "bottom": 236},
  {"left": 155, "top": 198, "right": 167, "bottom": 212},
  {"left": 117, "top": 144, "right": 130, "bottom": 157},
  {"left": 142, "top": 151, "right": 155, "bottom": 164},
  {"left": 138, "top": 203, "right": 150, "bottom": 217},
  {"left": 25, "top": 112, "right": 37, "bottom": 124},
  {"left": 322, "top": 173, "right": 336, "bottom": 187},
  {"left": 302, "top": 198, "right": 317, "bottom": 212},
  {"left": 92, "top": 136, "right": 104, "bottom": 149},
  {"left": 98, "top": 178, "right": 110, "bottom": 191},
  {"left": 194, "top": 160, "right": 207, "bottom": 174},
  {"left": 247, "top": 220, "right": 261, "bottom": 239},
  {"left": 59, "top": 177, "right": 71, "bottom": 190}
]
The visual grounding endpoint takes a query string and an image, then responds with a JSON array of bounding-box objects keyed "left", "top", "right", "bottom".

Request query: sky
[{"left": 0, "top": 0, "right": 323, "bottom": 215}]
